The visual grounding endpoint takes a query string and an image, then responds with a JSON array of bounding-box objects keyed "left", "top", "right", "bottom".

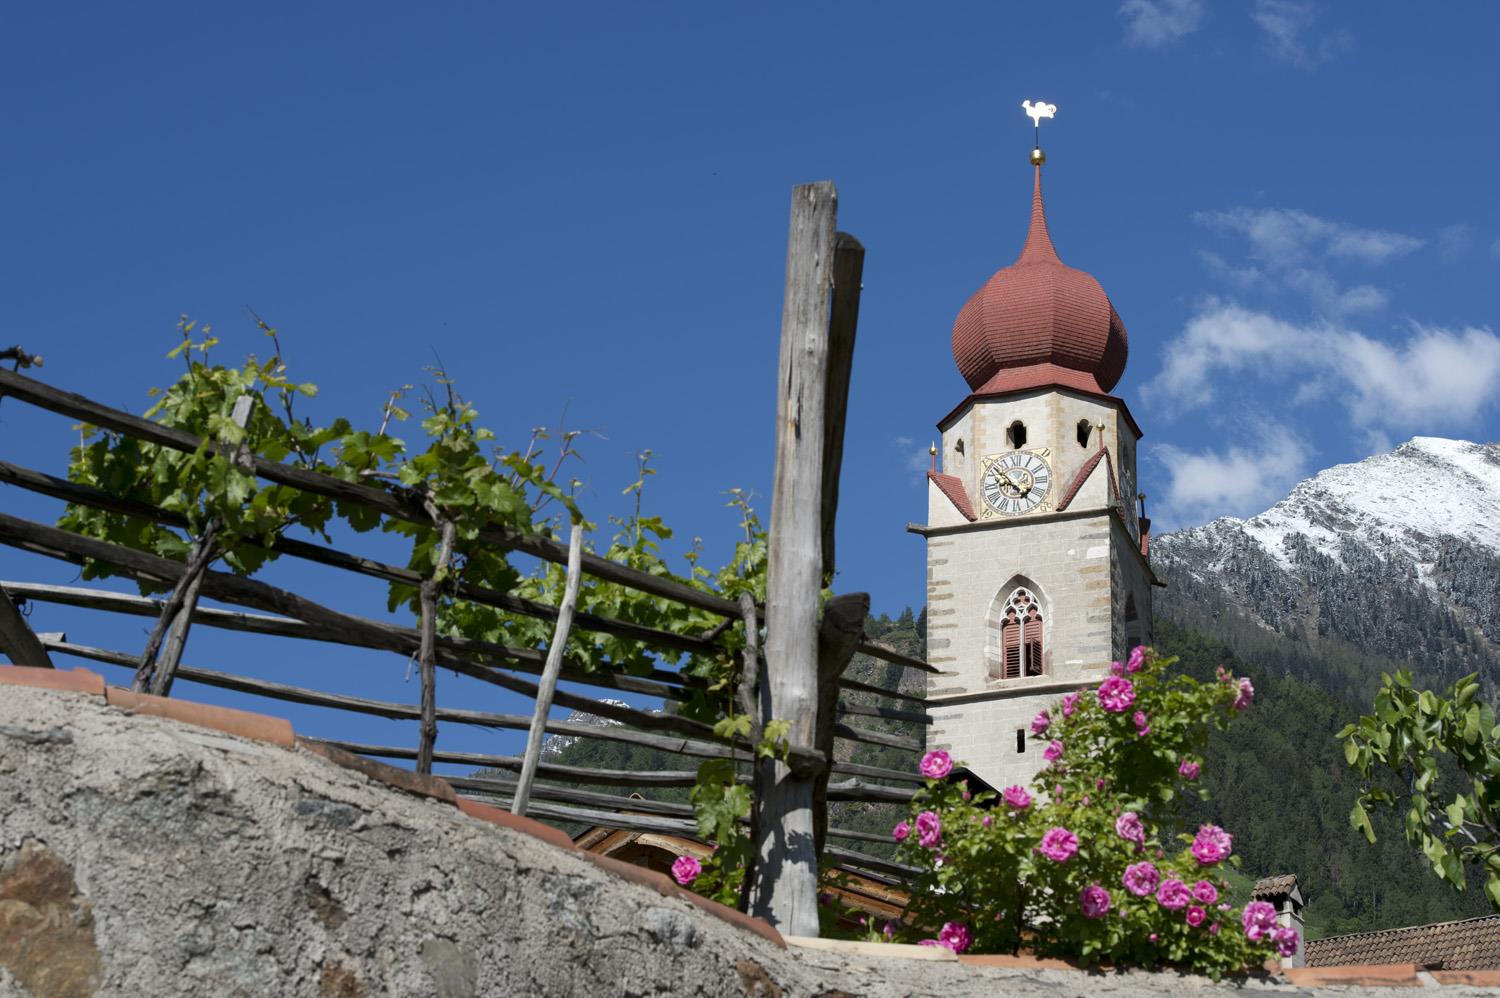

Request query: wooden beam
[
  {"left": 5, "top": 579, "right": 695, "bottom": 703},
  {"left": 813, "top": 593, "right": 869, "bottom": 856},
  {"left": 820, "top": 233, "right": 864, "bottom": 584},
  {"left": 837, "top": 700, "right": 930, "bottom": 726},
  {"left": 512, "top": 522, "right": 583, "bottom": 815},
  {"left": 750, "top": 179, "right": 838, "bottom": 937},
  {"left": 0, "top": 584, "right": 53, "bottom": 668}
]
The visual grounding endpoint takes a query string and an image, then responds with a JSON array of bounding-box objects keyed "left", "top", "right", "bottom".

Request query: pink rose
[
  {"left": 1127, "top": 645, "right": 1148, "bottom": 673},
  {"left": 1133, "top": 710, "right": 1150, "bottom": 736},
  {"left": 1271, "top": 926, "right": 1298, "bottom": 958},
  {"left": 1242, "top": 901, "right": 1277, "bottom": 942},
  {"left": 892, "top": 821, "right": 910, "bottom": 843},
  {"left": 1115, "top": 811, "right": 1145, "bottom": 844},
  {"left": 1155, "top": 878, "right": 1191, "bottom": 910},
  {"left": 671, "top": 855, "right": 701, "bottom": 886},
  {"left": 1109, "top": 659, "right": 1124, "bottom": 676},
  {"left": 1233, "top": 677, "right": 1254, "bottom": 710},
  {"left": 920, "top": 750, "right": 953, "bottom": 780},
  {"left": 1123, "top": 862, "right": 1159, "bottom": 897},
  {"left": 1097, "top": 676, "right": 1135, "bottom": 713},
  {"left": 937, "top": 921, "right": 972, "bottom": 953},
  {"left": 1002, "top": 785, "right": 1031, "bottom": 810},
  {"left": 1080, "top": 885, "right": 1111, "bottom": 919},
  {"left": 915, "top": 810, "right": 942, "bottom": 849},
  {"left": 1030, "top": 710, "right": 1051, "bottom": 735},
  {"left": 1179, "top": 759, "right": 1201, "bottom": 780},
  {"left": 1043, "top": 739, "right": 1064, "bottom": 763},
  {"left": 1192, "top": 880, "right": 1218, "bottom": 905},
  {"left": 1062, "top": 691, "right": 1081, "bottom": 717},
  {"left": 982, "top": 815, "right": 993, "bottom": 827},
  {"left": 1038, "top": 826, "right": 1079, "bottom": 862},
  {"left": 1191, "top": 824, "right": 1233, "bottom": 865},
  {"left": 1186, "top": 906, "right": 1206, "bottom": 927},
  {"left": 1210, "top": 922, "right": 1220, "bottom": 935}
]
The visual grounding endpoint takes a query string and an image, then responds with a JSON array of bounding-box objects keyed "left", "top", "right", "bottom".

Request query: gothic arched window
[{"left": 997, "top": 586, "right": 1045, "bottom": 680}]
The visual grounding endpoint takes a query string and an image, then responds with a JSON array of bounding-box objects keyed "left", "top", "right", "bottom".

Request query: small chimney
[{"left": 1252, "top": 874, "right": 1306, "bottom": 969}]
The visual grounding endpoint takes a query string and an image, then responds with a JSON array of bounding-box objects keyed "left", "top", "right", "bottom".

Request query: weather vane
[{"left": 1021, "top": 99, "right": 1056, "bottom": 165}]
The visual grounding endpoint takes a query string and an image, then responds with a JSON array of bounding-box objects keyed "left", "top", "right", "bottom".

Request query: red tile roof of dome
[{"left": 951, "top": 167, "right": 1128, "bottom": 395}]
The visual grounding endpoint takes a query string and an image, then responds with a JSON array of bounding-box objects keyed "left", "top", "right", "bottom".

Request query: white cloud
[
  {"left": 1251, "top": 0, "right": 1352, "bottom": 68},
  {"left": 1153, "top": 426, "right": 1311, "bottom": 523},
  {"left": 1194, "top": 207, "right": 1421, "bottom": 319},
  {"left": 1145, "top": 301, "right": 1500, "bottom": 436},
  {"left": 1196, "top": 207, "right": 1422, "bottom": 268},
  {"left": 1336, "top": 326, "right": 1500, "bottom": 431},
  {"left": 893, "top": 435, "right": 931, "bottom": 481},
  {"left": 1144, "top": 300, "right": 1309, "bottom": 410},
  {"left": 1120, "top": 0, "right": 1204, "bottom": 48}
]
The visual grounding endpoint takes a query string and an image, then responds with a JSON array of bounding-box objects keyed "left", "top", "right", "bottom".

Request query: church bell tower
[{"left": 919, "top": 105, "right": 1161, "bottom": 791}]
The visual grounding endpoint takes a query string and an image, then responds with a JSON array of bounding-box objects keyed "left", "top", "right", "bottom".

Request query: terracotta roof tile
[
  {"left": 928, "top": 471, "right": 977, "bottom": 522},
  {"left": 1305, "top": 914, "right": 1500, "bottom": 971},
  {"left": 1252, "top": 874, "right": 1299, "bottom": 899}
]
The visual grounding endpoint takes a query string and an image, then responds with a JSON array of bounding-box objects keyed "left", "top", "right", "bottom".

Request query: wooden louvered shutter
[
  {"left": 1002, "top": 611, "right": 1021, "bottom": 680},
  {"left": 1024, "top": 610, "right": 1044, "bottom": 676}
]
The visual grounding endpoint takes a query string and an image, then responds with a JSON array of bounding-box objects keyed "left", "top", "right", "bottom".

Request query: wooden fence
[{"left": 0, "top": 181, "right": 936, "bottom": 936}]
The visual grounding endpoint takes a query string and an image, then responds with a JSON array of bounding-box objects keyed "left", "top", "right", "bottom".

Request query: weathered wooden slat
[
  {"left": 821, "top": 845, "right": 922, "bottom": 881},
  {"left": 335, "top": 740, "right": 916, "bottom": 803},
  {"left": 452, "top": 775, "right": 694, "bottom": 819},
  {"left": 855, "top": 640, "right": 941, "bottom": 675},
  {"left": 751, "top": 179, "right": 840, "bottom": 937},
  {"left": 512, "top": 523, "right": 583, "bottom": 815},
  {"left": 813, "top": 593, "right": 869, "bottom": 856},
  {"left": 837, "top": 700, "right": 929, "bottom": 726},
  {"left": 0, "top": 367, "right": 742, "bottom": 619},
  {"left": 0, "top": 583, "right": 54, "bottom": 668},
  {"left": 833, "top": 722, "right": 922, "bottom": 754},
  {"left": 325, "top": 741, "right": 703, "bottom": 787},
  {"left": 837, "top": 674, "right": 927, "bottom": 707},
  {"left": 0, "top": 459, "right": 723, "bottom": 664},
  {"left": 819, "top": 232, "right": 864, "bottom": 583},
  {"left": 6, "top": 579, "right": 695, "bottom": 703}
]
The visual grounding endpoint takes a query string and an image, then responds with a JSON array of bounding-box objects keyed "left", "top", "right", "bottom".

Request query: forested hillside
[{"left": 1157, "top": 621, "right": 1490, "bottom": 938}]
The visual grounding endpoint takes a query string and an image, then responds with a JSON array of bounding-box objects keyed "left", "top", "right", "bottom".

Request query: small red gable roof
[{"left": 928, "top": 471, "right": 977, "bottom": 522}]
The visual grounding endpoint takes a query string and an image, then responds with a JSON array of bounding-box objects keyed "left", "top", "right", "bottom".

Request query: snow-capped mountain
[
  {"left": 1154, "top": 438, "right": 1500, "bottom": 697},
  {"left": 539, "top": 699, "right": 631, "bottom": 759}
]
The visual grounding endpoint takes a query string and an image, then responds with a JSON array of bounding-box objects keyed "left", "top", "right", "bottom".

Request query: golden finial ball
[{"left": 1030, "top": 146, "right": 1046, "bottom": 166}]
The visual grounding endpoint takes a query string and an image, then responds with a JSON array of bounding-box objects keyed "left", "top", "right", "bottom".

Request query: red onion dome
[{"left": 951, "top": 167, "right": 1128, "bottom": 396}]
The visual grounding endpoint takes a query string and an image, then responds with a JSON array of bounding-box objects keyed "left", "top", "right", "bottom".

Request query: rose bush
[{"left": 886, "top": 647, "right": 1277, "bottom": 978}]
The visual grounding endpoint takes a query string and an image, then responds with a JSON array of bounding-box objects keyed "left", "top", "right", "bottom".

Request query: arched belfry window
[
  {"left": 1077, "top": 419, "right": 1093, "bottom": 449},
  {"left": 1007, "top": 420, "right": 1027, "bottom": 449},
  {"left": 987, "top": 584, "right": 1045, "bottom": 681}
]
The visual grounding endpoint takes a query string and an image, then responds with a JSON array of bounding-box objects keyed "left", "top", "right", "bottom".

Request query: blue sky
[{"left": 2, "top": 3, "right": 1496, "bottom": 761}]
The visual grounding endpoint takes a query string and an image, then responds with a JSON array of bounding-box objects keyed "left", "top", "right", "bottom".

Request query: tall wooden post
[{"left": 750, "top": 181, "right": 838, "bottom": 936}]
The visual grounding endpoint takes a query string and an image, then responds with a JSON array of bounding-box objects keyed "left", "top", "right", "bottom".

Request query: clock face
[{"left": 980, "top": 450, "right": 1053, "bottom": 516}]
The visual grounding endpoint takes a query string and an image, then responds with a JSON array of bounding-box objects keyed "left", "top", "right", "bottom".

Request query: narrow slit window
[{"left": 1016, "top": 729, "right": 1026, "bottom": 754}]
